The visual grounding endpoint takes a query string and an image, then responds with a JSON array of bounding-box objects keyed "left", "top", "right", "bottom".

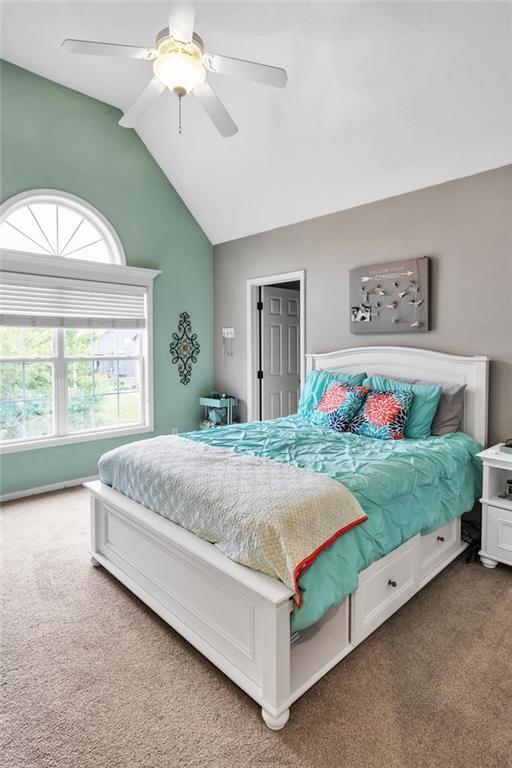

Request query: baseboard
[{"left": 0, "top": 474, "right": 99, "bottom": 503}]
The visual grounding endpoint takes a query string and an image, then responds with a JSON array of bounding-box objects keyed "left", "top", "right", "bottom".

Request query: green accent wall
[{"left": 0, "top": 60, "right": 213, "bottom": 496}]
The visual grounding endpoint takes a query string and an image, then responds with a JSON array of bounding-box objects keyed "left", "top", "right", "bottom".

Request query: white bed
[{"left": 86, "top": 346, "right": 488, "bottom": 729}]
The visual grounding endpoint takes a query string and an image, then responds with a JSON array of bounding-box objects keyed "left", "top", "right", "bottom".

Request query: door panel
[
  {"left": 261, "top": 286, "right": 301, "bottom": 420},
  {"left": 287, "top": 390, "right": 298, "bottom": 414},
  {"left": 287, "top": 324, "right": 299, "bottom": 375},
  {"left": 270, "top": 391, "right": 283, "bottom": 419},
  {"left": 287, "top": 297, "right": 299, "bottom": 317},
  {"left": 269, "top": 324, "right": 283, "bottom": 376},
  {"left": 269, "top": 296, "right": 282, "bottom": 316}
]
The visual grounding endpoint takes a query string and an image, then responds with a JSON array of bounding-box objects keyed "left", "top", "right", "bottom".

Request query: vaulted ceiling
[{"left": 1, "top": 2, "right": 511, "bottom": 244}]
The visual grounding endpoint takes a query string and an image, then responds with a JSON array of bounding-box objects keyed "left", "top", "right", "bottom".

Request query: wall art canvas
[{"left": 349, "top": 256, "right": 430, "bottom": 334}]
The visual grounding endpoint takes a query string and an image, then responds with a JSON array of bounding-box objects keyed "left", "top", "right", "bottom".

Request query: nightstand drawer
[
  {"left": 483, "top": 505, "right": 512, "bottom": 566},
  {"left": 420, "top": 519, "right": 459, "bottom": 582},
  {"left": 351, "top": 538, "right": 418, "bottom": 645}
]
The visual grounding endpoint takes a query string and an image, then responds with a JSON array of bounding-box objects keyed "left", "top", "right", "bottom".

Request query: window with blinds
[
  {"left": 0, "top": 272, "right": 149, "bottom": 446},
  {"left": 0, "top": 191, "right": 159, "bottom": 452},
  {"left": 0, "top": 271, "right": 152, "bottom": 447},
  {"left": 0, "top": 272, "right": 147, "bottom": 329}
]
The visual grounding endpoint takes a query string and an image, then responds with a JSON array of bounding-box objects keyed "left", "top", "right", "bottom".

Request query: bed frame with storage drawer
[{"left": 86, "top": 346, "right": 488, "bottom": 730}]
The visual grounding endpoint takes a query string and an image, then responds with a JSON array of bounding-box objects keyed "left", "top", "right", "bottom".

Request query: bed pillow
[
  {"left": 350, "top": 390, "right": 414, "bottom": 440},
  {"left": 373, "top": 376, "right": 466, "bottom": 435},
  {"left": 362, "top": 375, "right": 442, "bottom": 439},
  {"left": 298, "top": 369, "right": 367, "bottom": 420},
  {"left": 308, "top": 383, "right": 370, "bottom": 431},
  {"left": 429, "top": 383, "right": 466, "bottom": 435}
]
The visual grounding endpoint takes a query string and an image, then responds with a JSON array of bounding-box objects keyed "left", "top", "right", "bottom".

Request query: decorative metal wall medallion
[{"left": 169, "top": 311, "right": 200, "bottom": 384}]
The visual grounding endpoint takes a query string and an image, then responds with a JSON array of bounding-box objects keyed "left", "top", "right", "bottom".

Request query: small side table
[
  {"left": 477, "top": 445, "right": 512, "bottom": 569},
  {"left": 199, "top": 396, "right": 237, "bottom": 429}
]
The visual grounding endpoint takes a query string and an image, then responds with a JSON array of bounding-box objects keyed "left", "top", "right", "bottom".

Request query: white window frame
[
  {"left": 58, "top": 333, "right": 145, "bottom": 437},
  {"left": 0, "top": 189, "right": 126, "bottom": 265},
  {"left": 0, "top": 250, "right": 160, "bottom": 454}
]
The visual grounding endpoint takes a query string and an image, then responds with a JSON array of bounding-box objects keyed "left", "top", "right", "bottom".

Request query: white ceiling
[{"left": 1, "top": 2, "right": 511, "bottom": 244}]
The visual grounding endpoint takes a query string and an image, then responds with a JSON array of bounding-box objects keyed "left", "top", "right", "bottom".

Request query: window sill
[{"left": 0, "top": 424, "right": 153, "bottom": 455}]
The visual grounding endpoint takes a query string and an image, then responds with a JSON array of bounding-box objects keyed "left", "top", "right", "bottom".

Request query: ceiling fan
[{"left": 61, "top": 3, "right": 287, "bottom": 137}]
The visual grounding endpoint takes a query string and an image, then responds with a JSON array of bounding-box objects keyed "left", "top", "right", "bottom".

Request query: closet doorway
[{"left": 246, "top": 271, "right": 305, "bottom": 422}]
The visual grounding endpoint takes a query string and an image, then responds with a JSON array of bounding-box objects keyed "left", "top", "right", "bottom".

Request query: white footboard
[
  {"left": 87, "top": 481, "right": 466, "bottom": 729},
  {"left": 87, "top": 481, "right": 296, "bottom": 727}
]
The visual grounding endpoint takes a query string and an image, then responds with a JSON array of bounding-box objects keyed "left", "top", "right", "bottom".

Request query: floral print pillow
[
  {"left": 350, "top": 390, "right": 414, "bottom": 440},
  {"left": 298, "top": 369, "right": 367, "bottom": 420},
  {"left": 309, "top": 383, "right": 370, "bottom": 432}
]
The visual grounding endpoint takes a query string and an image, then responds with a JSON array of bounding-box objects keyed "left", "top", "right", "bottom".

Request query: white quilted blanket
[{"left": 98, "top": 435, "right": 367, "bottom": 603}]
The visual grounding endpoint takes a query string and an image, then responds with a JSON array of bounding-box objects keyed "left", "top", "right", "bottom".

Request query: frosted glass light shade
[{"left": 153, "top": 52, "right": 205, "bottom": 94}]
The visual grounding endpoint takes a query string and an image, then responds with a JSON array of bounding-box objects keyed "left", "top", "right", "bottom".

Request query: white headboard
[{"left": 305, "top": 346, "right": 489, "bottom": 446}]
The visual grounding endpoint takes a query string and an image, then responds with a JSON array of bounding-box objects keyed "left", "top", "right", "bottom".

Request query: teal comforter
[{"left": 184, "top": 416, "right": 482, "bottom": 631}]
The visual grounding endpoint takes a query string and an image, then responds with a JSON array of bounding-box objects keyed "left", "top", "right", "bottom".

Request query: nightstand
[{"left": 477, "top": 445, "right": 512, "bottom": 569}]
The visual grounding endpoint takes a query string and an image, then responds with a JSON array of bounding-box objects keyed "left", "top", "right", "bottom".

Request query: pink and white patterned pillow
[{"left": 308, "top": 383, "right": 370, "bottom": 431}]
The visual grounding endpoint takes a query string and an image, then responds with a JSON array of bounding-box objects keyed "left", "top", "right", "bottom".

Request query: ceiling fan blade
[
  {"left": 168, "top": 3, "right": 195, "bottom": 43},
  {"left": 203, "top": 53, "right": 287, "bottom": 88},
  {"left": 119, "top": 77, "right": 166, "bottom": 128},
  {"left": 61, "top": 39, "right": 156, "bottom": 60},
  {"left": 192, "top": 81, "right": 238, "bottom": 137}
]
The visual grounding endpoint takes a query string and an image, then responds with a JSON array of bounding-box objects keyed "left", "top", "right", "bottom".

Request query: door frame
[{"left": 246, "top": 270, "right": 306, "bottom": 422}]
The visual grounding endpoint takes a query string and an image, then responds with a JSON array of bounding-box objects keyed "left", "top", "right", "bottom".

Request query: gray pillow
[{"left": 430, "top": 383, "right": 466, "bottom": 436}]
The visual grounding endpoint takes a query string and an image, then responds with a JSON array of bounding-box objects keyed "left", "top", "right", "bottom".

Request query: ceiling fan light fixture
[
  {"left": 153, "top": 50, "right": 205, "bottom": 95},
  {"left": 62, "top": 9, "right": 287, "bottom": 137}
]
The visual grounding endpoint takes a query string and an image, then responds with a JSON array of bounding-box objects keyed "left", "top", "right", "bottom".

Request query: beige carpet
[{"left": 1, "top": 487, "right": 511, "bottom": 768}]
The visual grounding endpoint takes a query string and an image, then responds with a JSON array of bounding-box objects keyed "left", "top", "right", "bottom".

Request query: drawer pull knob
[
  {"left": 388, "top": 579, "right": 397, "bottom": 588},
  {"left": 437, "top": 535, "right": 445, "bottom": 542}
]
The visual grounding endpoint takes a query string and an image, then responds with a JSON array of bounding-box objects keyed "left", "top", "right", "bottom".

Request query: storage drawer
[
  {"left": 420, "top": 518, "right": 459, "bottom": 583},
  {"left": 484, "top": 504, "right": 512, "bottom": 566},
  {"left": 351, "top": 538, "right": 418, "bottom": 646}
]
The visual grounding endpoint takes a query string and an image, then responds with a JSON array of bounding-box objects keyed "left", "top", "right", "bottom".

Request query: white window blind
[{"left": 0, "top": 271, "right": 147, "bottom": 329}]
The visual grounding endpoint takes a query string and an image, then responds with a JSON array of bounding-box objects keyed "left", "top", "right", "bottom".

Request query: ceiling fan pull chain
[{"left": 178, "top": 94, "right": 183, "bottom": 134}]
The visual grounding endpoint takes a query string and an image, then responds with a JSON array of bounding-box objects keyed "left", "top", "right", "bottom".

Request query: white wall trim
[
  {"left": 0, "top": 474, "right": 99, "bottom": 503},
  {"left": 246, "top": 270, "right": 306, "bottom": 422},
  {"left": 0, "top": 424, "right": 153, "bottom": 455},
  {"left": 0, "top": 249, "right": 161, "bottom": 287}
]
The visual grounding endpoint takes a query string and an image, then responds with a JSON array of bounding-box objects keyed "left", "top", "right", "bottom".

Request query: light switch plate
[{"left": 222, "top": 327, "right": 235, "bottom": 339}]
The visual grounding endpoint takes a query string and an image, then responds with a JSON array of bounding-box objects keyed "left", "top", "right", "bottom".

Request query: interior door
[{"left": 261, "top": 286, "right": 300, "bottom": 420}]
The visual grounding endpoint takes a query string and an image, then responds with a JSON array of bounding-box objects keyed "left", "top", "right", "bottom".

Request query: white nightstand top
[{"left": 477, "top": 444, "right": 512, "bottom": 468}]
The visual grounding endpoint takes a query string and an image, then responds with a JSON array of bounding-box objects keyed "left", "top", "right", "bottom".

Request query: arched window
[
  {"left": 0, "top": 190, "right": 125, "bottom": 265},
  {"left": 0, "top": 190, "right": 159, "bottom": 453}
]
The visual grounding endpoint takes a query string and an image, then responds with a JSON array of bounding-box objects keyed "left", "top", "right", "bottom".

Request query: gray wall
[{"left": 214, "top": 166, "right": 512, "bottom": 445}]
